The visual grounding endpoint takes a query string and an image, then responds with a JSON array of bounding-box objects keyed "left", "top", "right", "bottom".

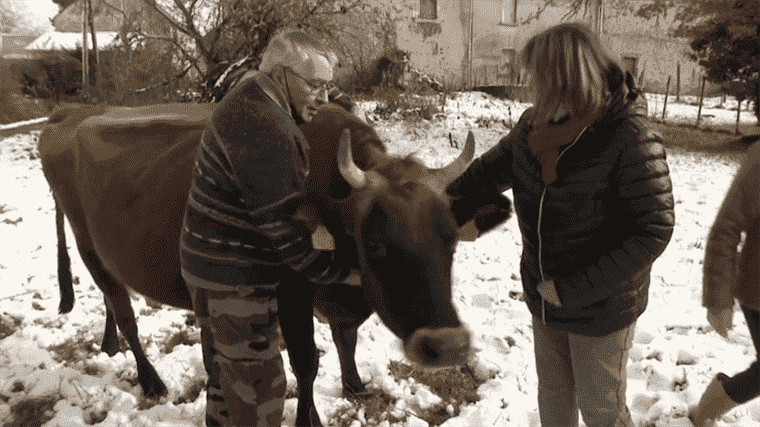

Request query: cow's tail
[{"left": 55, "top": 196, "right": 75, "bottom": 314}]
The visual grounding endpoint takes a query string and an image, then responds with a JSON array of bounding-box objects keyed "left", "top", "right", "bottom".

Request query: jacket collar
[
  {"left": 251, "top": 70, "right": 292, "bottom": 117},
  {"left": 597, "top": 71, "right": 647, "bottom": 126}
]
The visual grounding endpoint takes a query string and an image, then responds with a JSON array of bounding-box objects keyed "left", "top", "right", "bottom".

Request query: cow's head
[{"left": 336, "top": 129, "right": 476, "bottom": 368}]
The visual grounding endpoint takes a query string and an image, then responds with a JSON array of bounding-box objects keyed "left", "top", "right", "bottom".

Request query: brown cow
[{"left": 39, "top": 102, "right": 512, "bottom": 426}]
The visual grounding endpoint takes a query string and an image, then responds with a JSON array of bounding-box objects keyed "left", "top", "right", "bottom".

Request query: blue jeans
[{"left": 532, "top": 316, "right": 636, "bottom": 427}]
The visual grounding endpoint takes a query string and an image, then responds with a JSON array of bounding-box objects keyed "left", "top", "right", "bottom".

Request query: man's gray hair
[{"left": 259, "top": 31, "right": 338, "bottom": 76}]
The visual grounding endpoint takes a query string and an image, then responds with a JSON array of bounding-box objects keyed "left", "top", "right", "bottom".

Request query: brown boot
[{"left": 688, "top": 374, "right": 740, "bottom": 427}]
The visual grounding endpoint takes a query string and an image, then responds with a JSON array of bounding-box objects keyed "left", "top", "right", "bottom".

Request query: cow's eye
[{"left": 366, "top": 242, "right": 386, "bottom": 258}]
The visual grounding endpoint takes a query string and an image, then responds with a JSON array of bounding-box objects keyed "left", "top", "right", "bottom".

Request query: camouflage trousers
[{"left": 183, "top": 270, "right": 286, "bottom": 427}]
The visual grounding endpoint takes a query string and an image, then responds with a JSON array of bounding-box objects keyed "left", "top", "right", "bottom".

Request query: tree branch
[{"left": 141, "top": 0, "right": 191, "bottom": 36}]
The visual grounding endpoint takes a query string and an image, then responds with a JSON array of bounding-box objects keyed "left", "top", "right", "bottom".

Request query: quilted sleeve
[{"left": 446, "top": 109, "right": 533, "bottom": 198}]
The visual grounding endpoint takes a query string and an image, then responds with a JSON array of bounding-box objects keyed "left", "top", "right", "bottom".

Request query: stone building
[{"left": 393, "top": 0, "right": 716, "bottom": 95}]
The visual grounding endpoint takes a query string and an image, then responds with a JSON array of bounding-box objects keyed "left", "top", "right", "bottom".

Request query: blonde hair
[
  {"left": 259, "top": 31, "right": 338, "bottom": 77},
  {"left": 521, "top": 22, "right": 622, "bottom": 125}
]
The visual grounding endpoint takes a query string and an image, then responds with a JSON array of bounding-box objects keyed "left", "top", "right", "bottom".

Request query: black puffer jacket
[{"left": 449, "top": 81, "right": 675, "bottom": 336}]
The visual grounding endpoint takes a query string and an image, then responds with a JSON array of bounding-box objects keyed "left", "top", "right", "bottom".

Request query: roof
[
  {"left": 1, "top": 34, "right": 37, "bottom": 51},
  {"left": 51, "top": 0, "right": 174, "bottom": 34},
  {"left": 25, "top": 31, "right": 121, "bottom": 50}
]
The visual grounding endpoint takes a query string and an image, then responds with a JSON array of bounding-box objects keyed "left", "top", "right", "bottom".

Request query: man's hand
[
  {"left": 707, "top": 307, "right": 733, "bottom": 339},
  {"left": 537, "top": 280, "right": 562, "bottom": 307},
  {"left": 343, "top": 269, "right": 362, "bottom": 286},
  {"left": 459, "top": 220, "right": 479, "bottom": 242},
  {"left": 311, "top": 225, "right": 335, "bottom": 250}
]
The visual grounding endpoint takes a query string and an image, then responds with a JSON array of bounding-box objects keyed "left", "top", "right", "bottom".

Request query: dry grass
[
  {"left": 4, "top": 395, "right": 60, "bottom": 427},
  {"left": 387, "top": 361, "right": 483, "bottom": 426},
  {"left": 651, "top": 120, "right": 758, "bottom": 164}
]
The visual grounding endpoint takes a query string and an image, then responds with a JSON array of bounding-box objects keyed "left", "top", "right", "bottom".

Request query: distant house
[
  {"left": 0, "top": 34, "right": 37, "bottom": 58},
  {"left": 50, "top": 0, "right": 169, "bottom": 34},
  {"left": 25, "top": 31, "right": 121, "bottom": 51},
  {"left": 28, "top": 0, "right": 172, "bottom": 55},
  {"left": 43, "top": 0, "right": 197, "bottom": 75},
  {"left": 392, "top": 0, "right": 715, "bottom": 95}
]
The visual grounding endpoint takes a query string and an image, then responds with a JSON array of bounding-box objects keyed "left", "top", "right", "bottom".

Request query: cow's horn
[
  {"left": 434, "top": 130, "right": 475, "bottom": 189},
  {"left": 338, "top": 128, "right": 367, "bottom": 189}
]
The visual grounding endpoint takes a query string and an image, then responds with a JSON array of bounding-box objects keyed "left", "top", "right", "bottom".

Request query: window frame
[
  {"left": 499, "top": 0, "right": 518, "bottom": 27},
  {"left": 417, "top": 0, "right": 439, "bottom": 22}
]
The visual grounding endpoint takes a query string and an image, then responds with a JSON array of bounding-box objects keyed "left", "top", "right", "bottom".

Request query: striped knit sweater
[{"left": 180, "top": 71, "right": 353, "bottom": 291}]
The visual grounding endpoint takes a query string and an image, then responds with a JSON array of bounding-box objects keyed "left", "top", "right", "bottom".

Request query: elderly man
[{"left": 179, "top": 31, "right": 359, "bottom": 426}]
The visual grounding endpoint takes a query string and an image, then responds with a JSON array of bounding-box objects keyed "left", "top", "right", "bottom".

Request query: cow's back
[
  {"left": 39, "top": 103, "right": 214, "bottom": 309},
  {"left": 39, "top": 101, "right": 368, "bottom": 309}
]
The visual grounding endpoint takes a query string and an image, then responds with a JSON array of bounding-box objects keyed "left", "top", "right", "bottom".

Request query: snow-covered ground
[{"left": 0, "top": 92, "right": 758, "bottom": 427}]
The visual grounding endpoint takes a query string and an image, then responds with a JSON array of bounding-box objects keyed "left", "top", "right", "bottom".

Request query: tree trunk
[
  {"left": 120, "top": 0, "right": 131, "bottom": 62},
  {"left": 82, "top": 1, "right": 90, "bottom": 97},
  {"left": 87, "top": 0, "right": 101, "bottom": 98}
]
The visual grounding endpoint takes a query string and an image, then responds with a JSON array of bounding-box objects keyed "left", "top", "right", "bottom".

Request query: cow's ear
[
  {"left": 472, "top": 194, "right": 513, "bottom": 235},
  {"left": 451, "top": 193, "right": 513, "bottom": 235}
]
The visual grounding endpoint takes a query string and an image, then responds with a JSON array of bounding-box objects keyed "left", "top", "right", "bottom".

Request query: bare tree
[{"left": 138, "top": 0, "right": 387, "bottom": 97}]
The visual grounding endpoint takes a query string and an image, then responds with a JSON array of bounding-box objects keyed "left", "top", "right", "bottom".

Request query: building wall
[
  {"left": 395, "top": 0, "right": 716, "bottom": 95},
  {"left": 605, "top": 34, "right": 715, "bottom": 96},
  {"left": 602, "top": 10, "right": 719, "bottom": 96},
  {"left": 393, "top": 0, "right": 470, "bottom": 89}
]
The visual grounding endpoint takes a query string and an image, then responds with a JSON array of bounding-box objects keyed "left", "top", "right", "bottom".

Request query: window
[
  {"left": 420, "top": 0, "right": 437, "bottom": 20},
  {"left": 501, "top": 0, "right": 518, "bottom": 26}
]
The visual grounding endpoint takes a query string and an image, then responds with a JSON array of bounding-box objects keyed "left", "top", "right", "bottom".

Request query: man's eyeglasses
[{"left": 283, "top": 67, "right": 334, "bottom": 94}]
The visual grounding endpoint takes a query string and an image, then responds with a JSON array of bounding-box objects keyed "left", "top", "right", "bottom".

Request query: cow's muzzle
[{"left": 403, "top": 326, "right": 470, "bottom": 368}]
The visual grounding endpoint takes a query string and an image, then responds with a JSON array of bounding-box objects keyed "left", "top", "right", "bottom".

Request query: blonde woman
[
  {"left": 691, "top": 141, "right": 760, "bottom": 426},
  {"left": 447, "top": 23, "right": 675, "bottom": 426}
]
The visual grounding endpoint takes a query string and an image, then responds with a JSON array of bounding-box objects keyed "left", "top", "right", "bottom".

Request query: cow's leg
[
  {"left": 100, "top": 296, "right": 120, "bottom": 356},
  {"left": 277, "top": 276, "right": 321, "bottom": 427},
  {"left": 97, "top": 270, "right": 167, "bottom": 398},
  {"left": 76, "top": 246, "right": 167, "bottom": 398},
  {"left": 313, "top": 284, "right": 373, "bottom": 397},
  {"left": 54, "top": 199, "right": 74, "bottom": 315},
  {"left": 330, "top": 323, "right": 368, "bottom": 397}
]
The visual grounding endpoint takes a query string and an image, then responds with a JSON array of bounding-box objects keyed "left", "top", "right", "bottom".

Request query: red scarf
[{"left": 526, "top": 110, "right": 602, "bottom": 185}]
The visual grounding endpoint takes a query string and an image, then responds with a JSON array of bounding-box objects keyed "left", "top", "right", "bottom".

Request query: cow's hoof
[
  {"left": 100, "top": 334, "right": 120, "bottom": 357},
  {"left": 140, "top": 379, "right": 168, "bottom": 400},
  {"left": 342, "top": 382, "right": 371, "bottom": 399},
  {"left": 295, "top": 405, "right": 322, "bottom": 427},
  {"left": 137, "top": 366, "right": 168, "bottom": 399},
  {"left": 58, "top": 295, "right": 74, "bottom": 315}
]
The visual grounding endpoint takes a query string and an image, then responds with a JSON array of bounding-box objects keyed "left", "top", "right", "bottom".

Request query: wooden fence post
[
  {"left": 736, "top": 98, "right": 743, "bottom": 135},
  {"left": 696, "top": 75, "right": 706, "bottom": 127},
  {"left": 676, "top": 61, "right": 680, "bottom": 102},
  {"left": 662, "top": 75, "right": 671, "bottom": 122},
  {"left": 721, "top": 81, "right": 727, "bottom": 105}
]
